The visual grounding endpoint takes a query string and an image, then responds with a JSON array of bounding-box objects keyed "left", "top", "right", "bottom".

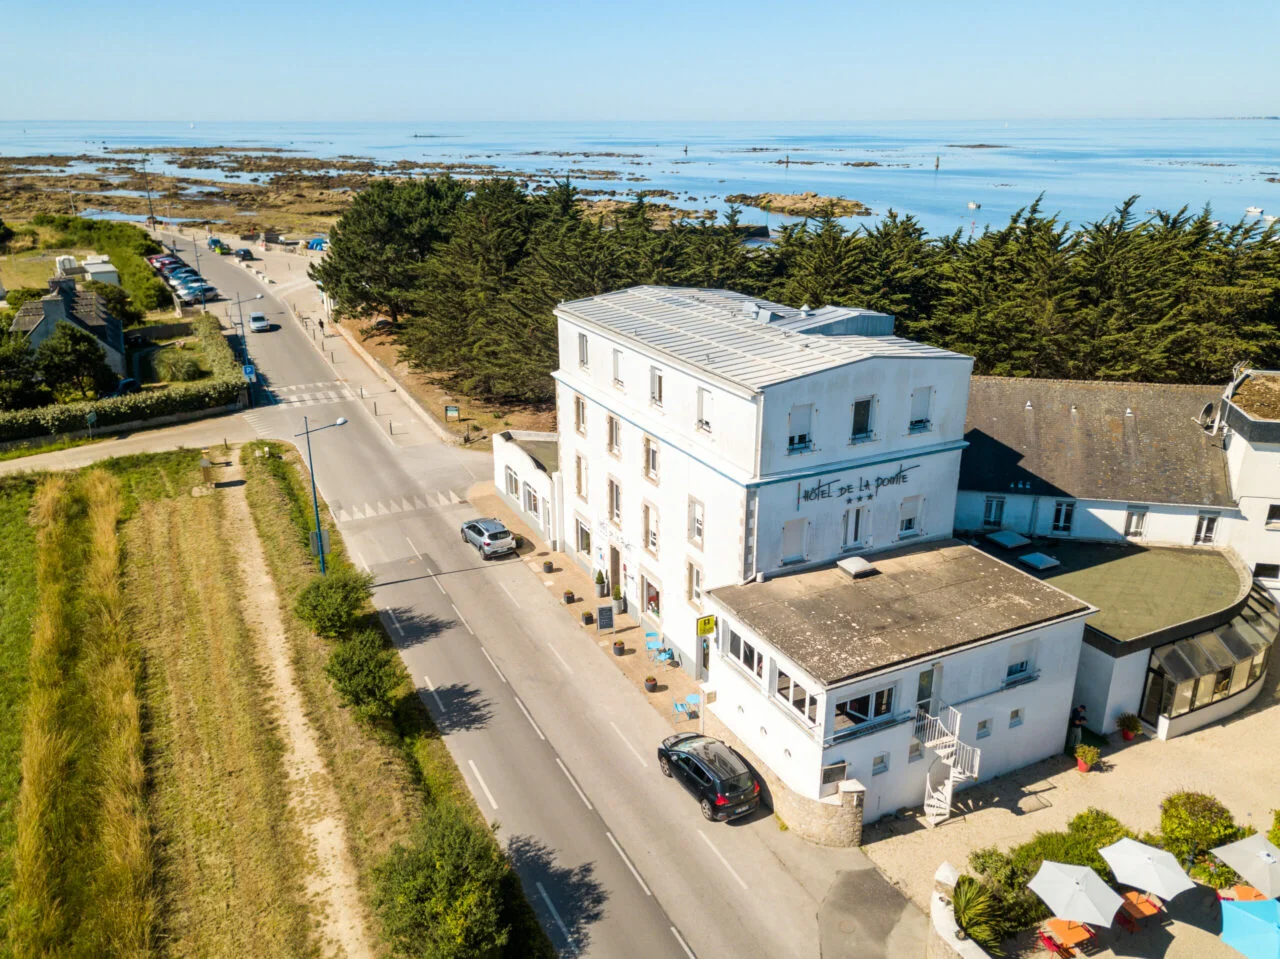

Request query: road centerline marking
[
  {"left": 514, "top": 696, "right": 545, "bottom": 740},
  {"left": 467, "top": 759, "right": 498, "bottom": 810},
  {"left": 404, "top": 536, "right": 422, "bottom": 560},
  {"left": 555, "top": 758, "right": 593, "bottom": 810},
  {"left": 420, "top": 672, "right": 445, "bottom": 712},
  {"left": 535, "top": 882, "right": 576, "bottom": 952},
  {"left": 606, "top": 831, "right": 652, "bottom": 896},
  {"left": 670, "top": 926, "right": 696, "bottom": 958},
  {"left": 499, "top": 581, "right": 522, "bottom": 608},
  {"left": 451, "top": 603, "right": 473, "bottom": 634},
  {"left": 423, "top": 563, "right": 447, "bottom": 595},
  {"left": 609, "top": 722, "right": 648, "bottom": 767},
  {"left": 547, "top": 644, "right": 573, "bottom": 674},
  {"left": 698, "top": 830, "right": 748, "bottom": 890},
  {"left": 383, "top": 609, "right": 404, "bottom": 636},
  {"left": 480, "top": 647, "right": 507, "bottom": 683}
]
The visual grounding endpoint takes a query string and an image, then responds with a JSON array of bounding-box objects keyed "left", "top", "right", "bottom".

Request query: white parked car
[{"left": 248, "top": 312, "right": 269, "bottom": 333}]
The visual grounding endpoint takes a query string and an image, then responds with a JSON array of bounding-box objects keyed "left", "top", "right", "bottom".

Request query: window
[
  {"left": 523, "top": 482, "right": 540, "bottom": 518},
  {"left": 899, "top": 496, "right": 921, "bottom": 539},
  {"left": 775, "top": 668, "right": 818, "bottom": 724},
  {"left": 687, "top": 562, "right": 703, "bottom": 605},
  {"left": 781, "top": 518, "right": 808, "bottom": 564},
  {"left": 983, "top": 496, "right": 1005, "bottom": 528},
  {"left": 976, "top": 718, "right": 992, "bottom": 739},
  {"left": 642, "top": 576, "right": 661, "bottom": 618},
  {"left": 574, "top": 454, "right": 588, "bottom": 501},
  {"left": 851, "top": 397, "right": 874, "bottom": 442},
  {"left": 649, "top": 367, "right": 664, "bottom": 407},
  {"left": 696, "top": 387, "right": 712, "bottom": 432},
  {"left": 612, "top": 348, "right": 623, "bottom": 387},
  {"left": 842, "top": 506, "right": 865, "bottom": 551},
  {"left": 577, "top": 332, "right": 589, "bottom": 368},
  {"left": 1052, "top": 500, "right": 1075, "bottom": 534},
  {"left": 872, "top": 753, "right": 889, "bottom": 776},
  {"left": 573, "top": 394, "right": 586, "bottom": 435},
  {"left": 916, "top": 668, "right": 936, "bottom": 711},
  {"left": 787, "top": 403, "right": 813, "bottom": 453},
  {"left": 1009, "top": 708, "right": 1024, "bottom": 728},
  {"left": 688, "top": 497, "right": 705, "bottom": 548},
  {"left": 642, "top": 502, "right": 659, "bottom": 555},
  {"left": 606, "top": 415, "right": 621, "bottom": 454},
  {"left": 728, "top": 630, "right": 764, "bottom": 679},
  {"left": 643, "top": 436, "right": 659, "bottom": 481},
  {"left": 575, "top": 519, "right": 591, "bottom": 555},
  {"left": 1195, "top": 511, "right": 1219, "bottom": 545},
  {"left": 835, "top": 686, "right": 894, "bottom": 726},
  {"left": 608, "top": 479, "right": 622, "bottom": 526},
  {"left": 1268, "top": 505, "right": 1280, "bottom": 531},
  {"left": 1125, "top": 507, "right": 1147, "bottom": 538},
  {"left": 908, "top": 739, "right": 923, "bottom": 762},
  {"left": 1006, "top": 641, "right": 1032, "bottom": 683},
  {"left": 1256, "top": 563, "right": 1280, "bottom": 579},
  {"left": 909, "top": 387, "right": 932, "bottom": 433},
  {"left": 504, "top": 466, "right": 519, "bottom": 498}
]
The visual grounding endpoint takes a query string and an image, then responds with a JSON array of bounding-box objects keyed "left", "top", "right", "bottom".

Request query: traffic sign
[
  {"left": 243, "top": 364, "right": 256, "bottom": 383},
  {"left": 697, "top": 614, "right": 716, "bottom": 636},
  {"left": 309, "top": 530, "right": 330, "bottom": 556}
]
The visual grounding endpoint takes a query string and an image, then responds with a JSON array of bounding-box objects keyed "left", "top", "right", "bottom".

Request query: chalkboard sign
[{"left": 596, "top": 605, "right": 614, "bottom": 631}]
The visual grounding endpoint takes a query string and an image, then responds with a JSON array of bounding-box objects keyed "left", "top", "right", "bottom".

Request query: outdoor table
[
  {"left": 1046, "top": 918, "right": 1094, "bottom": 948},
  {"left": 1121, "top": 891, "right": 1161, "bottom": 920},
  {"left": 1232, "top": 885, "right": 1267, "bottom": 902}
]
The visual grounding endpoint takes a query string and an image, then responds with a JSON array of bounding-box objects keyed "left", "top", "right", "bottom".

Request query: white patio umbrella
[
  {"left": 1213, "top": 835, "right": 1280, "bottom": 898},
  {"left": 1100, "top": 837, "right": 1196, "bottom": 900},
  {"left": 1028, "top": 861, "right": 1124, "bottom": 926}
]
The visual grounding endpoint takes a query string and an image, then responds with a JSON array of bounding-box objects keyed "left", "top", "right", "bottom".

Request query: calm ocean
[{"left": 2, "top": 119, "right": 1277, "bottom": 236}]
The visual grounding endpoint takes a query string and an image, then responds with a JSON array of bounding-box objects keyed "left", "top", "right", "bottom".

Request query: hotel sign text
[{"left": 796, "top": 463, "right": 921, "bottom": 508}]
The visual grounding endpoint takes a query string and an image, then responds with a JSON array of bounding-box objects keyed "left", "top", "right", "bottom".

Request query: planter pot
[
  {"left": 1121, "top": 729, "right": 1136, "bottom": 742},
  {"left": 563, "top": 590, "right": 574, "bottom": 605},
  {"left": 543, "top": 561, "right": 554, "bottom": 574},
  {"left": 596, "top": 582, "right": 609, "bottom": 598},
  {"left": 581, "top": 611, "right": 593, "bottom": 626},
  {"left": 1077, "top": 758, "right": 1092, "bottom": 772},
  {"left": 613, "top": 598, "right": 626, "bottom": 615},
  {"left": 613, "top": 642, "right": 625, "bottom": 657},
  {"left": 644, "top": 678, "right": 658, "bottom": 693}
]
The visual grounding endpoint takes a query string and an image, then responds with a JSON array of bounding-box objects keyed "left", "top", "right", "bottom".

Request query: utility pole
[{"left": 140, "top": 156, "right": 157, "bottom": 228}]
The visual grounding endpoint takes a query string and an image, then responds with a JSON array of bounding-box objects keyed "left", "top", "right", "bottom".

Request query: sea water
[{"left": 1, "top": 119, "right": 1276, "bottom": 236}]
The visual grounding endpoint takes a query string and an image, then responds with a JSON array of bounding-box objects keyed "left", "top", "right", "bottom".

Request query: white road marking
[
  {"left": 698, "top": 830, "right": 749, "bottom": 890},
  {"left": 480, "top": 647, "right": 507, "bottom": 683},
  {"left": 499, "top": 582, "right": 522, "bottom": 608},
  {"left": 353, "top": 550, "right": 369, "bottom": 572},
  {"left": 547, "top": 644, "right": 573, "bottom": 674},
  {"left": 421, "top": 672, "right": 445, "bottom": 712},
  {"left": 671, "top": 926, "right": 696, "bottom": 958},
  {"left": 514, "top": 696, "right": 545, "bottom": 740},
  {"left": 536, "top": 882, "right": 576, "bottom": 952},
  {"left": 451, "top": 603, "right": 473, "bottom": 634},
  {"left": 555, "top": 758, "right": 593, "bottom": 810},
  {"left": 405, "top": 536, "right": 422, "bottom": 560},
  {"left": 606, "top": 831, "right": 652, "bottom": 896},
  {"left": 423, "top": 564, "right": 447, "bottom": 595},
  {"left": 468, "top": 759, "right": 498, "bottom": 810},
  {"left": 383, "top": 609, "right": 404, "bottom": 636},
  {"left": 609, "top": 721, "right": 648, "bottom": 767}
]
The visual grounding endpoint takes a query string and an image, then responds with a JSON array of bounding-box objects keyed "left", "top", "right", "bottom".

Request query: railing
[
  {"left": 824, "top": 710, "right": 914, "bottom": 746},
  {"left": 1002, "top": 668, "right": 1041, "bottom": 690}
]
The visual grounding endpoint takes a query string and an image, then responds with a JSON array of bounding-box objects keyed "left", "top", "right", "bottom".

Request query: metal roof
[{"left": 556, "top": 286, "right": 967, "bottom": 391}]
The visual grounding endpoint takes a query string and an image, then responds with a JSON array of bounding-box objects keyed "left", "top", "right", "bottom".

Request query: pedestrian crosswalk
[
  {"left": 242, "top": 410, "right": 271, "bottom": 436},
  {"left": 333, "top": 488, "right": 466, "bottom": 524},
  {"left": 267, "top": 383, "right": 355, "bottom": 407}
]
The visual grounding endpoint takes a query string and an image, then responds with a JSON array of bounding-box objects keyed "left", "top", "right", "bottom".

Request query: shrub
[
  {"left": 1190, "top": 858, "right": 1241, "bottom": 889},
  {"left": 294, "top": 569, "right": 373, "bottom": 638},
  {"left": 1116, "top": 712, "right": 1142, "bottom": 734},
  {"left": 1160, "top": 792, "right": 1243, "bottom": 864},
  {"left": 1270, "top": 809, "right": 1280, "bottom": 848},
  {"left": 373, "top": 804, "right": 511, "bottom": 959},
  {"left": 1074, "top": 743, "right": 1101, "bottom": 767},
  {"left": 325, "top": 629, "right": 402, "bottom": 721},
  {"left": 953, "top": 875, "right": 1006, "bottom": 955},
  {"left": 31, "top": 215, "right": 167, "bottom": 311},
  {"left": 151, "top": 348, "right": 202, "bottom": 382}
]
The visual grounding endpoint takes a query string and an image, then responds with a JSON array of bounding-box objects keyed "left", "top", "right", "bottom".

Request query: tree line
[{"left": 313, "top": 178, "right": 1280, "bottom": 404}]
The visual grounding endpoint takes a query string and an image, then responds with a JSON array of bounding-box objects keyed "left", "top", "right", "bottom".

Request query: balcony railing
[
  {"left": 1002, "top": 668, "right": 1041, "bottom": 690},
  {"left": 824, "top": 709, "right": 914, "bottom": 747}
]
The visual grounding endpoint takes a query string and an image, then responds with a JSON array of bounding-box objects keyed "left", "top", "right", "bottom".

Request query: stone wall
[
  {"left": 926, "top": 862, "right": 990, "bottom": 959},
  {"left": 703, "top": 710, "right": 865, "bottom": 846}
]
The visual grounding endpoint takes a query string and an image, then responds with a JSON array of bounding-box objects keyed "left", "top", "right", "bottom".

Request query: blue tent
[{"left": 1222, "top": 900, "right": 1280, "bottom": 959}]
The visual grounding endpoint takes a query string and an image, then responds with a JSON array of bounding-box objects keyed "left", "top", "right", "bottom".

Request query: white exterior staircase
[{"left": 914, "top": 705, "right": 981, "bottom": 826}]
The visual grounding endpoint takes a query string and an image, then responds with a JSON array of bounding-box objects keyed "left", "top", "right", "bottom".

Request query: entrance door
[{"left": 609, "top": 546, "right": 621, "bottom": 593}]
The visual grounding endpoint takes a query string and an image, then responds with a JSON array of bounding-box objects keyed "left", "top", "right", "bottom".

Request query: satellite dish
[{"left": 1198, "top": 402, "right": 1215, "bottom": 427}]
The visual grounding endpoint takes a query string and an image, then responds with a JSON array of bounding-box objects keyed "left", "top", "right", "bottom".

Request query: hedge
[
  {"left": 31, "top": 215, "right": 169, "bottom": 311},
  {"left": 0, "top": 313, "right": 243, "bottom": 442}
]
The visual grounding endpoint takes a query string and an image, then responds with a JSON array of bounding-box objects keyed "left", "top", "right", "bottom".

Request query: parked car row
[{"left": 146, "top": 253, "right": 219, "bottom": 304}]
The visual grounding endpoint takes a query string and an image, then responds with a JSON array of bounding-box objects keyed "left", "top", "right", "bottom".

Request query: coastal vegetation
[{"left": 316, "top": 178, "right": 1280, "bottom": 404}]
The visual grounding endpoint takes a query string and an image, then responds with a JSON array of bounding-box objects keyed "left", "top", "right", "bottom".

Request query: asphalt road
[{"left": 156, "top": 234, "right": 911, "bottom": 959}]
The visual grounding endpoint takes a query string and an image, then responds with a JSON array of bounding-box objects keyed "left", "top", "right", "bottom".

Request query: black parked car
[{"left": 657, "top": 733, "right": 760, "bottom": 822}]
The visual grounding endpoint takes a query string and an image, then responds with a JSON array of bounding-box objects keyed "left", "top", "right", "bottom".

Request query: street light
[
  {"left": 295, "top": 415, "right": 348, "bottom": 574},
  {"left": 230, "top": 291, "right": 264, "bottom": 362}
]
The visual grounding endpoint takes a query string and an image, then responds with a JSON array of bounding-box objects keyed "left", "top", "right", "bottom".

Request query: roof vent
[
  {"left": 1125, "top": 407, "right": 1134, "bottom": 417},
  {"left": 1025, "top": 400, "right": 1033, "bottom": 410},
  {"left": 837, "top": 556, "right": 878, "bottom": 580},
  {"left": 741, "top": 301, "right": 758, "bottom": 317},
  {"left": 1070, "top": 404, "right": 1078, "bottom": 412}
]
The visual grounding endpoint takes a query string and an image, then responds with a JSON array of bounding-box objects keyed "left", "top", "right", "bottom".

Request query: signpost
[
  {"left": 696, "top": 614, "right": 716, "bottom": 636},
  {"left": 85, "top": 410, "right": 97, "bottom": 439},
  {"left": 243, "top": 364, "right": 256, "bottom": 383},
  {"left": 309, "top": 530, "right": 331, "bottom": 557},
  {"left": 596, "top": 605, "right": 614, "bottom": 632},
  {"left": 444, "top": 405, "right": 460, "bottom": 421}
]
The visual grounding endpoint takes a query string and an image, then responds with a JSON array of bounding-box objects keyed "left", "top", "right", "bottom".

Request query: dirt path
[{"left": 220, "top": 464, "right": 374, "bottom": 959}]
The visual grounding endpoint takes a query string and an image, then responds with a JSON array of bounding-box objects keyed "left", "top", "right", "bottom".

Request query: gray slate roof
[
  {"left": 960, "top": 377, "right": 1233, "bottom": 508},
  {"left": 709, "top": 540, "right": 1090, "bottom": 686},
  {"left": 557, "top": 286, "right": 966, "bottom": 391},
  {"left": 8, "top": 285, "right": 123, "bottom": 356}
]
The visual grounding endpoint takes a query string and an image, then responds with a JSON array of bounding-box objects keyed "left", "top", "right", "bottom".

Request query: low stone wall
[
  {"left": 926, "top": 863, "right": 990, "bottom": 959},
  {"left": 703, "top": 710, "right": 865, "bottom": 846},
  {"left": 0, "top": 402, "right": 243, "bottom": 453}
]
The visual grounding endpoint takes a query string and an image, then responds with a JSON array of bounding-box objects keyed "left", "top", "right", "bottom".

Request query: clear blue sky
[{"left": 4, "top": 0, "right": 1278, "bottom": 122}]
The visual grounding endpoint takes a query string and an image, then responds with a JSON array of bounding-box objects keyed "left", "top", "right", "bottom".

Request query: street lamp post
[
  {"left": 231, "top": 291, "right": 264, "bottom": 363},
  {"left": 295, "top": 415, "right": 348, "bottom": 574}
]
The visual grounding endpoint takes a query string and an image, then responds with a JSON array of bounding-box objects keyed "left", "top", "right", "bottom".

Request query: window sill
[
  {"left": 613, "top": 379, "right": 625, "bottom": 390},
  {"left": 849, "top": 433, "right": 876, "bottom": 446},
  {"left": 689, "top": 538, "right": 704, "bottom": 552},
  {"left": 907, "top": 424, "right": 932, "bottom": 435},
  {"left": 780, "top": 556, "right": 807, "bottom": 566},
  {"left": 898, "top": 531, "right": 920, "bottom": 540},
  {"left": 786, "top": 445, "right": 815, "bottom": 456},
  {"left": 644, "top": 472, "right": 660, "bottom": 486}
]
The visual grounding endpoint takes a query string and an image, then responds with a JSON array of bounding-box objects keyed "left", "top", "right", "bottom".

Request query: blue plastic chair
[
  {"left": 645, "top": 639, "right": 664, "bottom": 661},
  {"left": 672, "top": 697, "right": 689, "bottom": 719}
]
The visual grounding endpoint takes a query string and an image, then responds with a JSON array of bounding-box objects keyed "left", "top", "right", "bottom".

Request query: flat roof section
[
  {"left": 512, "top": 437, "right": 559, "bottom": 475},
  {"left": 709, "top": 539, "right": 1091, "bottom": 687},
  {"left": 1231, "top": 372, "right": 1280, "bottom": 421},
  {"left": 983, "top": 540, "right": 1249, "bottom": 642}
]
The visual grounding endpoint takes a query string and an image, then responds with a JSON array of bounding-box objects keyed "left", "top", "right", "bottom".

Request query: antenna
[{"left": 1197, "top": 402, "right": 1215, "bottom": 429}]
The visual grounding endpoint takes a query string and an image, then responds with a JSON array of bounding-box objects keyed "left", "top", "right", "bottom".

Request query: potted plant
[
  {"left": 543, "top": 559, "right": 554, "bottom": 574},
  {"left": 1075, "top": 743, "right": 1101, "bottom": 772},
  {"left": 613, "top": 639, "right": 625, "bottom": 657},
  {"left": 595, "top": 570, "right": 608, "bottom": 598},
  {"left": 581, "top": 611, "right": 594, "bottom": 626},
  {"left": 1117, "top": 712, "right": 1142, "bottom": 742},
  {"left": 612, "top": 583, "right": 626, "bottom": 615},
  {"left": 643, "top": 675, "right": 658, "bottom": 693},
  {"left": 563, "top": 589, "right": 574, "bottom": 605}
]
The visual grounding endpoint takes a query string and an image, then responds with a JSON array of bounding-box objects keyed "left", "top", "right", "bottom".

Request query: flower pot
[
  {"left": 613, "top": 642, "right": 625, "bottom": 657},
  {"left": 597, "top": 581, "right": 609, "bottom": 598},
  {"left": 563, "top": 590, "right": 574, "bottom": 605},
  {"left": 613, "top": 597, "right": 626, "bottom": 615},
  {"left": 1077, "top": 758, "right": 1092, "bottom": 772},
  {"left": 543, "top": 560, "right": 554, "bottom": 574},
  {"left": 1121, "top": 729, "right": 1135, "bottom": 742},
  {"left": 581, "top": 611, "right": 594, "bottom": 626},
  {"left": 644, "top": 678, "right": 658, "bottom": 693}
]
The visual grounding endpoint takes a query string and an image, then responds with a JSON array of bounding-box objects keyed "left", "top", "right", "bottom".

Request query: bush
[
  {"left": 294, "top": 569, "right": 373, "bottom": 638},
  {"left": 151, "top": 347, "right": 202, "bottom": 382},
  {"left": 953, "top": 875, "right": 1006, "bottom": 955},
  {"left": 31, "top": 215, "right": 168, "bottom": 311},
  {"left": 1074, "top": 743, "right": 1101, "bottom": 768},
  {"left": 1117, "top": 712, "right": 1142, "bottom": 734},
  {"left": 373, "top": 804, "right": 511, "bottom": 959},
  {"left": 1190, "top": 858, "right": 1242, "bottom": 889},
  {"left": 325, "top": 629, "right": 402, "bottom": 721},
  {"left": 1270, "top": 809, "right": 1280, "bottom": 848},
  {"left": 1160, "top": 792, "right": 1243, "bottom": 864}
]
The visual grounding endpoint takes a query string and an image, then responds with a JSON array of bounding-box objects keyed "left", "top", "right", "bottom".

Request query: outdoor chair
[
  {"left": 1115, "top": 910, "right": 1139, "bottom": 935},
  {"left": 673, "top": 697, "right": 690, "bottom": 719},
  {"left": 1036, "top": 930, "right": 1074, "bottom": 957}
]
